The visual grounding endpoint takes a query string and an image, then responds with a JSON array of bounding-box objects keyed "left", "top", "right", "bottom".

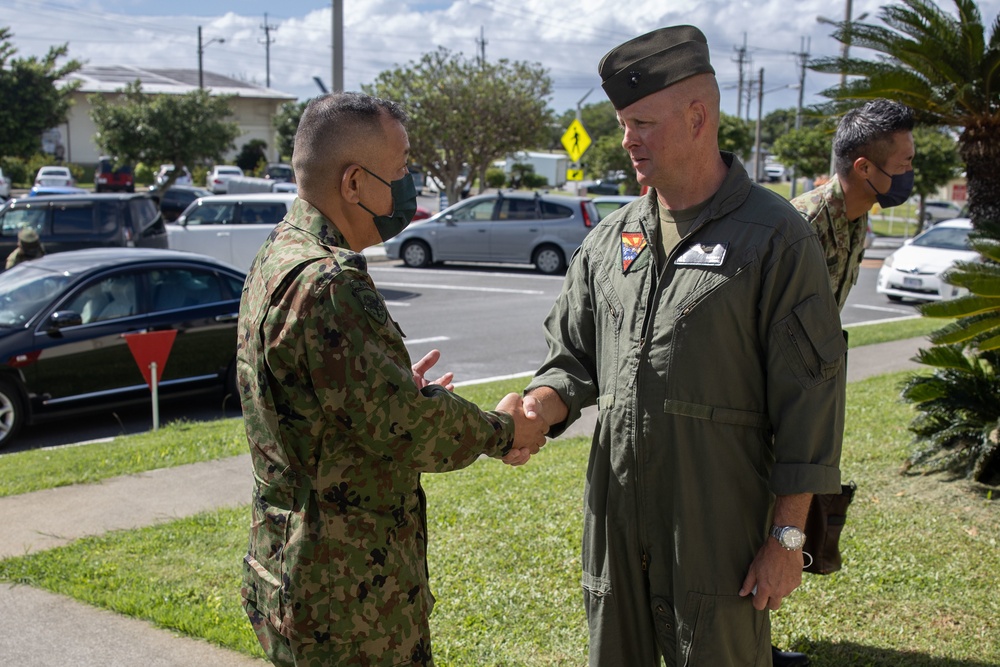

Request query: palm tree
[{"left": 810, "top": 0, "right": 1000, "bottom": 237}]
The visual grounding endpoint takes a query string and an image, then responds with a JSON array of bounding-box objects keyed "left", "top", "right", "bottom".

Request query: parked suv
[
  {"left": 94, "top": 156, "right": 135, "bottom": 193},
  {"left": 382, "top": 191, "right": 599, "bottom": 274},
  {"left": 0, "top": 193, "right": 167, "bottom": 262},
  {"left": 167, "top": 192, "right": 296, "bottom": 269}
]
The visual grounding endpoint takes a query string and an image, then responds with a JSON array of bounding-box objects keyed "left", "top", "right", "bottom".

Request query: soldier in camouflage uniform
[
  {"left": 792, "top": 99, "right": 915, "bottom": 312},
  {"left": 5, "top": 227, "right": 45, "bottom": 270},
  {"left": 237, "top": 92, "right": 546, "bottom": 667}
]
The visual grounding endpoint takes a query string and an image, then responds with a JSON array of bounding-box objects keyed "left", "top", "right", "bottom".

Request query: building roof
[{"left": 58, "top": 65, "right": 296, "bottom": 101}]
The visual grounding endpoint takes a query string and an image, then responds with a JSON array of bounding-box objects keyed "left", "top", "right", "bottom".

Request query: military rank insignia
[
  {"left": 621, "top": 232, "right": 647, "bottom": 273},
  {"left": 351, "top": 280, "right": 388, "bottom": 325}
]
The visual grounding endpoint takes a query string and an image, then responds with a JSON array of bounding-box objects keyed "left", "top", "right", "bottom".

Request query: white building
[{"left": 54, "top": 66, "right": 296, "bottom": 166}]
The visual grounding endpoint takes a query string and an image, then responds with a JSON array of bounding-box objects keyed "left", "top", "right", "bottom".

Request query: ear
[
  {"left": 341, "top": 164, "right": 363, "bottom": 204},
  {"left": 852, "top": 156, "right": 872, "bottom": 178},
  {"left": 688, "top": 100, "right": 708, "bottom": 137}
]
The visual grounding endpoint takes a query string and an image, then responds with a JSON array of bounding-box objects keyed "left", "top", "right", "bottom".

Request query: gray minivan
[{"left": 0, "top": 193, "right": 167, "bottom": 263}]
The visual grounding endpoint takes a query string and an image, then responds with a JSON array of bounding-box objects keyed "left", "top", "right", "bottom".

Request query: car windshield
[
  {"left": 0, "top": 267, "right": 72, "bottom": 327},
  {"left": 912, "top": 226, "right": 972, "bottom": 251}
]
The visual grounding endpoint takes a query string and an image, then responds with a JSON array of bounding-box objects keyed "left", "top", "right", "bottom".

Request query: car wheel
[
  {"left": 533, "top": 245, "right": 566, "bottom": 275},
  {"left": 401, "top": 240, "right": 432, "bottom": 268},
  {"left": 0, "top": 378, "right": 25, "bottom": 450},
  {"left": 887, "top": 294, "right": 904, "bottom": 302}
]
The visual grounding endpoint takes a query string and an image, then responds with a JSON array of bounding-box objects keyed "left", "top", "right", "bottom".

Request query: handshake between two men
[{"left": 411, "top": 349, "right": 553, "bottom": 467}]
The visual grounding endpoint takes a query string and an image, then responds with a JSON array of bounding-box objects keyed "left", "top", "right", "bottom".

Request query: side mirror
[
  {"left": 47, "top": 310, "right": 82, "bottom": 335},
  {"left": 443, "top": 214, "right": 456, "bottom": 226}
]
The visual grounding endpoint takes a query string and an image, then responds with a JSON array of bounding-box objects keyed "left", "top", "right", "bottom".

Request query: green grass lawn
[{"left": 1, "top": 371, "right": 997, "bottom": 665}]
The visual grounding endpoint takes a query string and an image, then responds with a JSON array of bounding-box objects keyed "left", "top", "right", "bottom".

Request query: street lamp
[{"left": 197, "top": 26, "right": 225, "bottom": 89}]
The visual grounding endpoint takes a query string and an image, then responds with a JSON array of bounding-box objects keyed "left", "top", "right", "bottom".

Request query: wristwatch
[{"left": 770, "top": 525, "right": 806, "bottom": 550}]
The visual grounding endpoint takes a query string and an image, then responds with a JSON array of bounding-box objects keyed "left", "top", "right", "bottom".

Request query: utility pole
[
  {"left": 789, "top": 36, "right": 810, "bottom": 198},
  {"left": 753, "top": 68, "right": 764, "bottom": 182},
  {"left": 733, "top": 33, "right": 747, "bottom": 116},
  {"left": 331, "top": 0, "right": 343, "bottom": 92},
  {"left": 476, "top": 26, "right": 488, "bottom": 68},
  {"left": 744, "top": 55, "right": 755, "bottom": 123},
  {"left": 260, "top": 13, "right": 277, "bottom": 88},
  {"left": 197, "top": 26, "right": 224, "bottom": 90}
]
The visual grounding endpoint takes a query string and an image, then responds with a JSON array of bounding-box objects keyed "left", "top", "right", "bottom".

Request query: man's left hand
[
  {"left": 738, "top": 539, "right": 804, "bottom": 611},
  {"left": 411, "top": 349, "right": 454, "bottom": 391}
]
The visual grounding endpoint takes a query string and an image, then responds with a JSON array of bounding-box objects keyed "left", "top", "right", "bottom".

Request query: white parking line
[
  {"left": 851, "top": 304, "right": 915, "bottom": 314},
  {"left": 378, "top": 282, "right": 544, "bottom": 295},
  {"left": 404, "top": 336, "right": 450, "bottom": 346},
  {"left": 370, "top": 266, "right": 566, "bottom": 280}
]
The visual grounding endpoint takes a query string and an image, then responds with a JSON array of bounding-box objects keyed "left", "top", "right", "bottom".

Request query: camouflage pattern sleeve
[{"left": 306, "top": 272, "right": 516, "bottom": 469}]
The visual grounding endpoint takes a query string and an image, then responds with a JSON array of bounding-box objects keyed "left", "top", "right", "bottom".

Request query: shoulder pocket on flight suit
[{"left": 775, "top": 294, "right": 846, "bottom": 389}]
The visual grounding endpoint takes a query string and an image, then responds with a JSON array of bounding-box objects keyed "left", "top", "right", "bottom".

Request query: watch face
[{"left": 780, "top": 527, "right": 806, "bottom": 550}]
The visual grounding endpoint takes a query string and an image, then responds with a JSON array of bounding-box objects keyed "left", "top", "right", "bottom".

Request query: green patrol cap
[
  {"left": 17, "top": 227, "right": 40, "bottom": 244},
  {"left": 598, "top": 25, "right": 715, "bottom": 110}
]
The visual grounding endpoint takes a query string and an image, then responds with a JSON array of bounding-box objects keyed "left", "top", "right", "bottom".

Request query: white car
[
  {"left": 206, "top": 165, "right": 245, "bottom": 194},
  {"left": 167, "top": 193, "right": 296, "bottom": 269},
  {"left": 33, "top": 166, "right": 75, "bottom": 188},
  {"left": 876, "top": 218, "right": 977, "bottom": 302},
  {"left": 592, "top": 195, "right": 638, "bottom": 221},
  {"left": 155, "top": 165, "right": 193, "bottom": 187}
]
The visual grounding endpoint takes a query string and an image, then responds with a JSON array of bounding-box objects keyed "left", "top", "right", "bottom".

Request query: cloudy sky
[{"left": 2, "top": 0, "right": 996, "bottom": 119}]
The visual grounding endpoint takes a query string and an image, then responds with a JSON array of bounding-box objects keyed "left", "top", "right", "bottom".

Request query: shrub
[
  {"left": 485, "top": 167, "right": 506, "bottom": 189},
  {"left": 0, "top": 157, "right": 28, "bottom": 186},
  {"left": 235, "top": 139, "right": 267, "bottom": 174},
  {"left": 134, "top": 162, "right": 155, "bottom": 186},
  {"left": 523, "top": 172, "right": 548, "bottom": 188}
]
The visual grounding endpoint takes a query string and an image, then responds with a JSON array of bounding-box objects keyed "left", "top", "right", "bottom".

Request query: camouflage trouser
[{"left": 243, "top": 599, "right": 434, "bottom": 666}]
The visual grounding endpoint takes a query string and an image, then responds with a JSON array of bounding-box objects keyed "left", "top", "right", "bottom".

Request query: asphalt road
[{"left": 4, "top": 244, "right": 916, "bottom": 454}]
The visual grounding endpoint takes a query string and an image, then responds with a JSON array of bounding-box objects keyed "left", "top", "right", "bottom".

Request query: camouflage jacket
[
  {"left": 237, "top": 197, "right": 515, "bottom": 660},
  {"left": 791, "top": 175, "right": 868, "bottom": 311}
]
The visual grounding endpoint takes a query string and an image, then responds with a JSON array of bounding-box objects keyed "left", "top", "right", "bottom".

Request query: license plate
[{"left": 903, "top": 277, "right": 922, "bottom": 287}]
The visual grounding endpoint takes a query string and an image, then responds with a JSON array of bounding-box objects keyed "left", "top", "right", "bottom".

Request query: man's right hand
[{"left": 496, "top": 392, "right": 548, "bottom": 466}]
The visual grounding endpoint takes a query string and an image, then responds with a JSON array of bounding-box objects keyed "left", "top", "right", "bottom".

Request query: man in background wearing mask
[
  {"left": 237, "top": 92, "right": 546, "bottom": 667},
  {"left": 792, "top": 98, "right": 915, "bottom": 312},
  {"left": 774, "top": 99, "right": 914, "bottom": 667}
]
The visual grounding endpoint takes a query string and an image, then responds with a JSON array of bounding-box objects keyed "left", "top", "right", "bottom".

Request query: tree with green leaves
[
  {"left": 552, "top": 100, "right": 619, "bottom": 151},
  {"left": 718, "top": 112, "right": 754, "bottom": 159},
  {"left": 911, "top": 126, "right": 962, "bottom": 232},
  {"left": 89, "top": 81, "right": 241, "bottom": 191},
  {"left": 272, "top": 100, "right": 308, "bottom": 162},
  {"left": 771, "top": 122, "right": 838, "bottom": 180},
  {"left": 584, "top": 134, "right": 637, "bottom": 194},
  {"left": 0, "top": 27, "right": 82, "bottom": 159},
  {"left": 810, "top": 0, "right": 1000, "bottom": 237},
  {"left": 365, "top": 48, "right": 553, "bottom": 205},
  {"left": 236, "top": 138, "right": 268, "bottom": 174}
]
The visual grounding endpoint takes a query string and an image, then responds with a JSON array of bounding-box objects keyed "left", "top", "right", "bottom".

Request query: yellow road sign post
[{"left": 561, "top": 119, "right": 592, "bottom": 163}]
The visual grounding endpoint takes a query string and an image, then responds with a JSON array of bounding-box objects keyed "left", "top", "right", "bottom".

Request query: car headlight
[{"left": 882, "top": 254, "right": 894, "bottom": 269}]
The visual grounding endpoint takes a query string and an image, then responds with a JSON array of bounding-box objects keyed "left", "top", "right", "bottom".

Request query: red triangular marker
[{"left": 123, "top": 330, "right": 177, "bottom": 388}]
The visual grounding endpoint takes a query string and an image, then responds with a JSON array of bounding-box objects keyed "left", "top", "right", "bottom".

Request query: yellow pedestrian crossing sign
[
  {"left": 561, "top": 119, "right": 591, "bottom": 163},
  {"left": 566, "top": 168, "right": 584, "bottom": 181}
]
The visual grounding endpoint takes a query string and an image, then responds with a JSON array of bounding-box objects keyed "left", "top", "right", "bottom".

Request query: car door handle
[
  {"left": 217, "top": 231, "right": 231, "bottom": 237},
  {"left": 215, "top": 313, "right": 238, "bottom": 323}
]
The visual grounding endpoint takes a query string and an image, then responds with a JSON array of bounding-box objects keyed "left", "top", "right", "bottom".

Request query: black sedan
[{"left": 0, "top": 248, "right": 245, "bottom": 449}]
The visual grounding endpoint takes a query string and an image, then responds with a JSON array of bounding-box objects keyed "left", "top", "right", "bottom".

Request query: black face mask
[
  {"left": 866, "top": 162, "right": 914, "bottom": 209},
  {"left": 357, "top": 167, "right": 418, "bottom": 242}
]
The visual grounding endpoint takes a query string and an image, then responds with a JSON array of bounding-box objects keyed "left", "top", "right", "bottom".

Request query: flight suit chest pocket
[{"left": 776, "top": 294, "right": 847, "bottom": 389}]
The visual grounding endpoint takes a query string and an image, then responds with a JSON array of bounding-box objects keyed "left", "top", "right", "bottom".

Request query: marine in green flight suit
[{"left": 525, "top": 26, "right": 847, "bottom": 666}]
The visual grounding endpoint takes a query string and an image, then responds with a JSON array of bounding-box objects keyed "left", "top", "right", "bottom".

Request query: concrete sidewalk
[{"left": 0, "top": 336, "right": 927, "bottom": 666}]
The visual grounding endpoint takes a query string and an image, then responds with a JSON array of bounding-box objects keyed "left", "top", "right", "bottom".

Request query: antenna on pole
[{"left": 476, "top": 26, "right": 488, "bottom": 68}]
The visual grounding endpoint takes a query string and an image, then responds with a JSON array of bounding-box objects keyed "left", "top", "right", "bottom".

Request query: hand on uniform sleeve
[
  {"left": 411, "top": 348, "right": 455, "bottom": 391},
  {"left": 496, "top": 392, "right": 548, "bottom": 466}
]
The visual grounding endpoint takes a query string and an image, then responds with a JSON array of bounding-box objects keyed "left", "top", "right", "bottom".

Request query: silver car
[{"left": 383, "top": 191, "right": 599, "bottom": 274}]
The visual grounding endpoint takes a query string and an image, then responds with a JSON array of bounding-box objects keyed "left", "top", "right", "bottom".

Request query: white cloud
[{"left": 2, "top": 0, "right": 998, "bottom": 116}]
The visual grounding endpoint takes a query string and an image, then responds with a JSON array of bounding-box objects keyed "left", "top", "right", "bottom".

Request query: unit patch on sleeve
[
  {"left": 621, "top": 232, "right": 648, "bottom": 273},
  {"left": 351, "top": 280, "right": 388, "bottom": 325}
]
